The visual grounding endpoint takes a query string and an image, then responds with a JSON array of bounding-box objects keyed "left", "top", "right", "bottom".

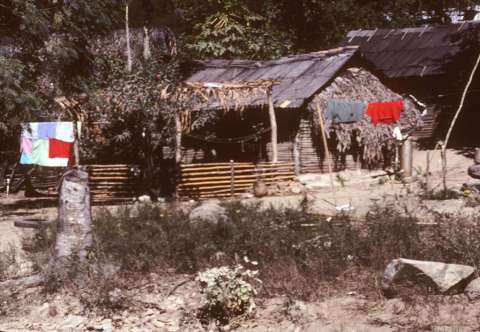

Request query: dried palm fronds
[
  {"left": 174, "top": 79, "right": 280, "bottom": 112},
  {"left": 308, "top": 68, "right": 423, "bottom": 163}
]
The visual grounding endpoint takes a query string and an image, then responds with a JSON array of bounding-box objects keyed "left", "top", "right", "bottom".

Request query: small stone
[
  {"left": 291, "top": 186, "right": 301, "bottom": 194},
  {"left": 57, "top": 315, "right": 88, "bottom": 329},
  {"left": 143, "top": 309, "right": 155, "bottom": 317},
  {"left": 152, "top": 319, "right": 166, "bottom": 328},
  {"left": 112, "top": 315, "right": 123, "bottom": 321},
  {"left": 137, "top": 195, "right": 152, "bottom": 203}
]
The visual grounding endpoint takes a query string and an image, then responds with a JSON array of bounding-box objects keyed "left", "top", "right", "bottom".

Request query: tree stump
[
  {"left": 0, "top": 169, "right": 93, "bottom": 289},
  {"left": 54, "top": 170, "right": 93, "bottom": 265}
]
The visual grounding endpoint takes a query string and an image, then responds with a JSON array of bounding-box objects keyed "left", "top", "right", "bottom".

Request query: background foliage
[{"left": 1, "top": 0, "right": 479, "bottom": 166}]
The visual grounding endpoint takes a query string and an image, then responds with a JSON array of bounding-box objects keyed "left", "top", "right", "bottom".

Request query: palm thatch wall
[{"left": 307, "top": 67, "right": 423, "bottom": 164}]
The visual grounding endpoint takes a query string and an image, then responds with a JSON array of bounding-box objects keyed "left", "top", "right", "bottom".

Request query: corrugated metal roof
[
  {"left": 184, "top": 47, "right": 360, "bottom": 109},
  {"left": 338, "top": 22, "right": 480, "bottom": 78}
]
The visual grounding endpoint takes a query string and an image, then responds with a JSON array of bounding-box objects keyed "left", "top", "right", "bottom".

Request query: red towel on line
[
  {"left": 48, "top": 139, "right": 74, "bottom": 166},
  {"left": 366, "top": 101, "right": 403, "bottom": 126}
]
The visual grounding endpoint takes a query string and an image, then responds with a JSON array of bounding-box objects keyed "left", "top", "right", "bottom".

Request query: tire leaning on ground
[{"left": 14, "top": 217, "right": 55, "bottom": 228}]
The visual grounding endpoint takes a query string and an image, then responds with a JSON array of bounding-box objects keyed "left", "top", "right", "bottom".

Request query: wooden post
[
  {"left": 400, "top": 137, "right": 412, "bottom": 178},
  {"left": 315, "top": 99, "right": 337, "bottom": 206},
  {"left": 426, "top": 150, "right": 430, "bottom": 194},
  {"left": 394, "top": 141, "right": 399, "bottom": 173},
  {"left": 441, "top": 144, "right": 447, "bottom": 193},
  {"left": 294, "top": 132, "right": 300, "bottom": 175},
  {"left": 73, "top": 121, "right": 80, "bottom": 166},
  {"left": 230, "top": 160, "right": 235, "bottom": 198},
  {"left": 267, "top": 88, "right": 278, "bottom": 163},
  {"left": 175, "top": 113, "right": 182, "bottom": 165}
]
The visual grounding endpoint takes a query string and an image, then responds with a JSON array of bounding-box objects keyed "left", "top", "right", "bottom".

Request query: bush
[{"left": 196, "top": 261, "right": 260, "bottom": 323}]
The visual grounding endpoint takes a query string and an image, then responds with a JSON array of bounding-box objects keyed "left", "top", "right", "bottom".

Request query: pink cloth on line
[{"left": 20, "top": 136, "right": 33, "bottom": 155}]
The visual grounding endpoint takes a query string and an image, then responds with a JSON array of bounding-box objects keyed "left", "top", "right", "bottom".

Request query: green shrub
[{"left": 196, "top": 261, "right": 261, "bottom": 322}]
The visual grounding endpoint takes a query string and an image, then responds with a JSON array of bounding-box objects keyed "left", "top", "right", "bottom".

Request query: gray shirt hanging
[{"left": 326, "top": 99, "right": 367, "bottom": 123}]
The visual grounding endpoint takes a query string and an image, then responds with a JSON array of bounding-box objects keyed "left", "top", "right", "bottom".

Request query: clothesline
[
  {"left": 184, "top": 127, "right": 272, "bottom": 144},
  {"left": 326, "top": 98, "right": 403, "bottom": 126}
]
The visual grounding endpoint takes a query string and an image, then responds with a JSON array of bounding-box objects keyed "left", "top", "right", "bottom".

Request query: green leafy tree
[{"left": 0, "top": 0, "right": 124, "bottom": 160}]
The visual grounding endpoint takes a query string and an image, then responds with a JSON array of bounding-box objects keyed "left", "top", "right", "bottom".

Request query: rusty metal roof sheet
[
  {"left": 184, "top": 46, "right": 360, "bottom": 109},
  {"left": 338, "top": 22, "right": 480, "bottom": 78}
]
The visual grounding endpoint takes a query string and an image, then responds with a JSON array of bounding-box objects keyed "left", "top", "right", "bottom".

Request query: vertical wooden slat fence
[{"left": 176, "top": 162, "right": 296, "bottom": 199}]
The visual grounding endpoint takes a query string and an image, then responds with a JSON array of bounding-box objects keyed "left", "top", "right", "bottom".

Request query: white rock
[
  {"left": 152, "top": 319, "right": 166, "bottom": 328},
  {"left": 189, "top": 203, "right": 226, "bottom": 223},
  {"left": 138, "top": 195, "right": 152, "bottom": 203},
  {"left": 86, "top": 322, "right": 114, "bottom": 331},
  {"left": 465, "top": 278, "right": 480, "bottom": 300},
  {"left": 382, "top": 258, "right": 475, "bottom": 296},
  {"left": 291, "top": 186, "right": 301, "bottom": 194}
]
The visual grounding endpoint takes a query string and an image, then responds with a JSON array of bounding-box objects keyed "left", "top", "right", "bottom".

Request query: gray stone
[
  {"left": 189, "top": 203, "right": 226, "bottom": 223},
  {"left": 57, "top": 315, "right": 88, "bottom": 329},
  {"left": 291, "top": 186, "right": 302, "bottom": 194},
  {"left": 254, "top": 180, "right": 268, "bottom": 197},
  {"left": 468, "top": 164, "right": 480, "bottom": 179},
  {"left": 86, "top": 322, "right": 114, "bottom": 331},
  {"left": 462, "top": 179, "right": 480, "bottom": 191},
  {"left": 450, "top": 183, "right": 463, "bottom": 191},
  {"left": 465, "top": 278, "right": 480, "bottom": 300},
  {"left": 381, "top": 258, "right": 475, "bottom": 297}
]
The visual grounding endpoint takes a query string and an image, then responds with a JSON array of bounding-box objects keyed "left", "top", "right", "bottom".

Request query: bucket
[{"left": 475, "top": 148, "right": 480, "bottom": 164}]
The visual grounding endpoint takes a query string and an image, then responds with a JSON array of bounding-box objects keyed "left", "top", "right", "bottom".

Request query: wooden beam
[{"left": 315, "top": 99, "right": 337, "bottom": 206}]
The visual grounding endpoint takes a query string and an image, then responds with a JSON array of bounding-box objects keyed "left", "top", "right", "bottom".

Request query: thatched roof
[{"left": 309, "top": 68, "right": 423, "bottom": 162}]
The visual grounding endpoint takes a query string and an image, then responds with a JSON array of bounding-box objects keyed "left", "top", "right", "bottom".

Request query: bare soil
[{"left": 1, "top": 148, "right": 479, "bottom": 332}]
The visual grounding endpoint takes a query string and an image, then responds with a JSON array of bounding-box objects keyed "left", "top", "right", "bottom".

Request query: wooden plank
[{"left": 180, "top": 164, "right": 256, "bottom": 172}]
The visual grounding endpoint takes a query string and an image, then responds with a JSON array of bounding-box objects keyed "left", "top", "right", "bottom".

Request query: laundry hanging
[
  {"left": 20, "top": 122, "right": 77, "bottom": 166},
  {"left": 365, "top": 101, "right": 403, "bottom": 126},
  {"left": 326, "top": 99, "right": 367, "bottom": 123}
]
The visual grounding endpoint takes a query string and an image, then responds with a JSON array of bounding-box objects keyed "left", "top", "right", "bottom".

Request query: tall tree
[{"left": 0, "top": 0, "right": 124, "bottom": 159}]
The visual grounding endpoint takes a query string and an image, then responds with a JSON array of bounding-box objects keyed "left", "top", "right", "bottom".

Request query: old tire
[{"left": 14, "top": 217, "right": 55, "bottom": 229}]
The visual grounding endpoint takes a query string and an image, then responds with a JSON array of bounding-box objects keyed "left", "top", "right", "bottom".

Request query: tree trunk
[
  {"left": 54, "top": 169, "right": 93, "bottom": 265},
  {"left": 0, "top": 170, "right": 93, "bottom": 289},
  {"left": 126, "top": 4, "right": 132, "bottom": 72}
]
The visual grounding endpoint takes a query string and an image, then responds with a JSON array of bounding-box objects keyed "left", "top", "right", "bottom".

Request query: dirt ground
[{"left": 0, "top": 148, "right": 479, "bottom": 332}]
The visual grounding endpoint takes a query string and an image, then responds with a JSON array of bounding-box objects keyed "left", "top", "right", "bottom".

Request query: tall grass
[{"left": 14, "top": 198, "right": 480, "bottom": 305}]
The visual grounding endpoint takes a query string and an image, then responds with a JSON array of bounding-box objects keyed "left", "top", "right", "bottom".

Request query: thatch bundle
[
  {"left": 308, "top": 68, "right": 423, "bottom": 163},
  {"left": 175, "top": 79, "right": 280, "bottom": 112}
]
